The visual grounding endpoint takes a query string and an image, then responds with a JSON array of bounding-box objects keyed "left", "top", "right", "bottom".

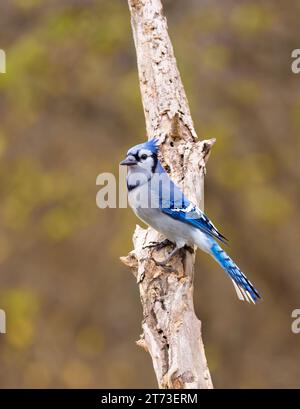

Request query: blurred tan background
[{"left": 0, "top": 0, "right": 300, "bottom": 388}]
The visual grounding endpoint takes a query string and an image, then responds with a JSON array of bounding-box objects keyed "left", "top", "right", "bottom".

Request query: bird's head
[{"left": 120, "top": 138, "right": 159, "bottom": 174}]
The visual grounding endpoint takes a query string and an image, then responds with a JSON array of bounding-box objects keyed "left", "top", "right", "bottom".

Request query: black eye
[{"left": 140, "top": 154, "right": 148, "bottom": 160}]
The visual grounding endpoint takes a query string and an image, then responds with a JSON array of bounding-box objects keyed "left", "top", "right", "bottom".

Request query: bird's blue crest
[{"left": 127, "top": 138, "right": 159, "bottom": 156}]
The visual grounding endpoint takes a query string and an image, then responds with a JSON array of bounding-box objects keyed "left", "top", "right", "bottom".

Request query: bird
[{"left": 120, "top": 138, "right": 261, "bottom": 304}]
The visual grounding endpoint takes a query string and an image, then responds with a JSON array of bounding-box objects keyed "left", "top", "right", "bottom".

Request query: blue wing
[
  {"left": 151, "top": 165, "right": 228, "bottom": 243},
  {"left": 158, "top": 178, "right": 228, "bottom": 244},
  {"left": 162, "top": 203, "right": 228, "bottom": 244}
]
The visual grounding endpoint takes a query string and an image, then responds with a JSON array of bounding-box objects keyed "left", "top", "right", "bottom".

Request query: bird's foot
[
  {"left": 150, "top": 257, "right": 174, "bottom": 272},
  {"left": 143, "top": 245, "right": 194, "bottom": 274},
  {"left": 142, "top": 239, "right": 174, "bottom": 252},
  {"left": 183, "top": 245, "right": 195, "bottom": 255},
  {"left": 151, "top": 245, "right": 180, "bottom": 267}
]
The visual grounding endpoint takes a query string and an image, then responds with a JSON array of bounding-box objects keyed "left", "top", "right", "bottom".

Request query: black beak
[{"left": 120, "top": 156, "right": 138, "bottom": 166}]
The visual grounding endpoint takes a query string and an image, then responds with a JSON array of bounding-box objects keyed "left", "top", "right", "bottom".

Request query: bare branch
[{"left": 121, "top": 0, "right": 213, "bottom": 389}]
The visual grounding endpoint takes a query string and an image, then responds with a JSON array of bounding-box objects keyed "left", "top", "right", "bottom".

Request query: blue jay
[{"left": 120, "top": 138, "right": 260, "bottom": 303}]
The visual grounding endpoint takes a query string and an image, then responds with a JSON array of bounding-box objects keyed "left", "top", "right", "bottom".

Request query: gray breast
[{"left": 129, "top": 186, "right": 195, "bottom": 247}]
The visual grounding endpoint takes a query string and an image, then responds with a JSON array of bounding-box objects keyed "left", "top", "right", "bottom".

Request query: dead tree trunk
[{"left": 121, "top": 0, "right": 214, "bottom": 389}]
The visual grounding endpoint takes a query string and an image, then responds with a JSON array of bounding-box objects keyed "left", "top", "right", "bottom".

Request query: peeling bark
[{"left": 121, "top": 0, "right": 214, "bottom": 389}]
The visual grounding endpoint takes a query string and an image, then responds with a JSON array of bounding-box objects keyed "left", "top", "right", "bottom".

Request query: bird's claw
[
  {"left": 183, "top": 245, "right": 194, "bottom": 254},
  {"left": 142, "top": 239, "right": 174, "bottom": 252},
  {"left": 149, "top": 256, "right": 174, "bottom": 272}
]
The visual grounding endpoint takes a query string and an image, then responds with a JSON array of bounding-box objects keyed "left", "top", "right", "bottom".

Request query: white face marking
[
  {"left": 135, "top": 148, "right": 154, "bottom": 172},
  {"left": 126, "top": 148, "right": 156, "bottom": 192}
]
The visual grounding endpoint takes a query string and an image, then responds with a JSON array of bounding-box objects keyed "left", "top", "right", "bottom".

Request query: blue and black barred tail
[{"left": 210, "top": 241, "right": 261, "bottom": 304}]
